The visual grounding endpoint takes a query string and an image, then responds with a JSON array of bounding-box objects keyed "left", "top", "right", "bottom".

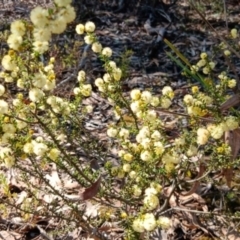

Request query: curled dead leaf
[
  {"left": 79, "top": 176, "right": 101, "bottom": 200},
  {"left": 220, "top": 94, "right": 240, "bottom": 111}
]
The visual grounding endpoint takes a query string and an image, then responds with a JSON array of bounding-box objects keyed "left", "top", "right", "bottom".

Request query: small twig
[
  {"left": 36, "top": 225, "right": 54, "bottom": 240},
  {"left": 222, "top": 0, "right": 228, "bottom": 30},
  {"left": 185, "top": 170, "right": 211, "bottom": 183},
  {"left": 156, "top": 179, "right": 176, "bottom": 217},
  {"left": 172, "top": 207, "right": 212, "bottom": 214}
]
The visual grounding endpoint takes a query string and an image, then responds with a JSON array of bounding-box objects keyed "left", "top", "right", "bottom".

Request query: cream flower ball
[
  {"left": 85, "top": 21, "right": 96, "bottom": 33},
  {"left": 76, "top": 24, "right": 85, "bottom": 34},
  {"left": 102, "top": 47, "right": 112, "bottom": 57},
  {"left": 197, "top": 128, "right": 209, "bottom": 145},
  {"left": 161, "top": 98, "right": 172, "bottom": 109},
  {"left": 0, "top": 84, "right": 5, "bottom": 96},
  {"left": 32, "top": 141, "right": 48, "bottom": 157},
  {"left": 30, "top": 6, "right": 49, "bottom": 28},
  {"left": 48, "top": 148, "right": 60, "bottom": 161},
  {"left": 50, "top": 17, "right": 67, "bottom": 34},
  {"left": 132, "top": 218, "right": 145, "bottom": 233},
  {"left": 29, "top": 88, "right": 45, "bottom": 102},
  {"left": 0, "top": 100, "right": 9, "bottom": 114},
  {"left": 91, "top": 42, "right": 102, "bottom": 53},
  {"left": 59, "top": 5, "right": 76, "bottom": 23},
  {"left": 143, "top": 194, "right": 159, "bottom": 210},
  {"left": 33, "top": 41, "right": 49, "bottom": 54},
  {"left": 84, "top": 35, "right": 94, "bottom": 45},
  {"left": 113, "top": 68, "right": 122, "bottom": 81},
  {"left": 130, "top": 89, "right": 141, "bottom": 100},
  {"left": 140, "top": 150, "right": 152, "bottom": 161},
  {"left": 143, "top": 213, "right": 157, "bottom": 231},
  {"left": 1, "top": 55, "right": 16, "bottom": 71},
  {"left": 10, "top": 20, "right": 26, "bottom": 36},
  {"left": 141, "top": 90, "right": 152, "bottom": 104},
  {"left": 7, "top": 34, "right": 23, "bottom": 50},
  {"left": 107, "top": 127, "right": 118, "bottom": 138},
  {"left": 77, "top": 70, "right": 86, "bottom": 82},
  {"left": 158, "top": 216, "right": 171, "bottom": 229}
]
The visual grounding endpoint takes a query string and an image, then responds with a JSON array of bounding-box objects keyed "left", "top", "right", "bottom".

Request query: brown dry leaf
[
  {"left": 79, "top": 175, "right": 101, "bottom": 200},
  {"left": 222, "top": 228, "right": 240, "bottom": 240},
  {"left": 228, "top": 129, "right": 240, "bottom": 159},
  {"left": 224, "top": 129, "right": 240, "bottom": 187},
  {"left": 84, "top": 201, "right": 100, "bottom": 220},
  {"left": 15, "top": 191, "right": 28, "bottom": 205},
  {"left": 220, "top": 94, "right": 240, "bottom": 111},
  {"left": 181, "top": 163, "right": 206, "bottom": 196},
  {"left": 181, "top": 211, "right": 209, "bottom": 234},
  {"left": 45, "top": 165, "right": 62, "bottom": 190},
  {"left": 0, "top": 231, "right": 22, "bottom": 240},
  {"left": 222, "top": 168, "right": 233, "bottom": 188}
]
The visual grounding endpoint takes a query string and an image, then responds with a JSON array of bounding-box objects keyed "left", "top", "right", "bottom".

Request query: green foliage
[{"left": 0, "top": 0, "right": 239, "bottom": 239}]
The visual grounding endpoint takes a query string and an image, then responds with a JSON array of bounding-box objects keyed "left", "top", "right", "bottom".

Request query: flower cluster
[
  {"left": 30, "top": 0, "right": 76, "bottom": 53},
  {"left": 132, "top": 213, "right": 171, "bottom": 232},
  {"left": 197, "top": 116, "right": 239, "bottom": 145},
  {"left": 76, "top": 21, "right": 124, "bottom": 95},
  {"left": 0, "top": 3, "right": 239, "bottom": 238},
  {"left": 183, "top": 89, "right": 213, "bottom": 117},
  {"left": 130, "top": 87, "right": 174, "bottom": 117}
]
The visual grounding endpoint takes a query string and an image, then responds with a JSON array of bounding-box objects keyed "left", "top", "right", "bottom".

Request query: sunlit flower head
[
  {"left": 130, "top": 101, "right": 141, "bottom": 113},
  {"left": 107, "top": 127, "right": 118, "bottom": 138},
  {"left": 161, "top": 98, "right": 172, "bottom": 109},
  {"left": 10, "top": 20, "right": 26, "bottom": 36},
  {"left": 80, "top": 84, "right": 92, "bottom": 97},
  {"left": 91, "top": 42, "right": 102, "bottom": 53},
  {"left": 77, "top": 70, "right": 86, "bottom": 82},
  {"left": 231, "top": 28, "right": 238, "bottom": 39},
  {"left": 7, "top": 34, "right": 23, "bottom": 50},
  {"left": 33, "top": 27, "right": 52, "bottom": 42},
  {"left": 150, "top": 96, "right": 160, "bottom": 106},
  {"left": 132, "top": 185, "right": 142, "bottom": 197},
  {"left": 30, "top": 6, "right": 49, "bottom": 28},
  {"left": 210, "top": 124, "right": 224, "bottom": 139},
  {"left": 140, "top": 150, "right": 152, "bottom": 161},
  {"left": 32, "top": 72, "right": 47, "bottom": 88},
  {"left": 113, "top": 68, "right": 122, "bottom": 81},
  {"left": 48, "top": 148, "right": 60, "bottom": 161},
  {"left": 102, "top": 47, "right": 112, "bottom": 57},
  {"left": 143, "top": 194, "right": 159, "bottom": 210},
  {"left": 123, "top": 153, "right": 133, "bottom": 162},
  {"left": 33, "top": 41, "right": 49, "bottom": 54},
  {"left": 29, "top": 88, "right": 45, "bottom": 102},
  {"left": 119, "top": 128, "right": 129, "bottom": 139},
  {"left": 50, "top": 17, "right": 67, "bottom": 34},
  {"left": 142, "top": 213, "right": 157, "bottom": 231},
  {"left": 0, "top": 100, "right": 9, "bottom": 114},
  {"left": 122, "top": 163, "right": 131, "bottom": 172},
  {"left": 2, "top": 123, "right": 16, "bottom": 134},
  {"left": 141, "top": 91, "right": 152, "bottom": 104},
  {"left": 145, "top": 187, "right": 158, "bottom": 196},
  {"left": 228, "top": 79, "right": 237, "bottom": 88},
  {"left": 32, "top": 141, "right": 48, "bottom": 157},
  {"left": 84, "top": 35, "right": 94, "bottom": 45},
  {"left": 85, "top": 21, "right": 96, "bottom": 33},
  {"left": 225, "top": 116, "right": 239, "bottom": 131},
  {"left": 1, "top": 55, "right": 16, "bottom": 71},
  {"left": 158, "top": 216, "right": 171, "bottom": 229},
  {"left": 76, "top": 24, "right": 85, "bottom": 34},
  {"left": 132, "top": 218, "right": 145, "bottom": 233},
  {"left": 0, "top": 85, "right": 5, "bottom": 96}
]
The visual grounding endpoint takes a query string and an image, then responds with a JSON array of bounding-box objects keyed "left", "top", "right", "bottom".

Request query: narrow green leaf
[{"left": 164, "top": 38, "right": 191, "bottom": 67}]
